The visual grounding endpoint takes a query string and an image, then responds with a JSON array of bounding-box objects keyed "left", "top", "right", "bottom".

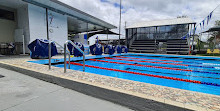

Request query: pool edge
[{"left": 0, "top": 61, "right": 212, "bottom": 111}]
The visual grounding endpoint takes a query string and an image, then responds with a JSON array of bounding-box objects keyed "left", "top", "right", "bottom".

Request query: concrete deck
[
  {"left": 0, "top": 67, "right": 133, "bottom": 111},
  {"left": 0, "top": 55, "right": 220, "bottom": 111}
]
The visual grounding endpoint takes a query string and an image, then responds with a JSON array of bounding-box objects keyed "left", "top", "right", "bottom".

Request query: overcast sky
[{"left": 60, "top": 0, "right": 220, "bottom": 41}]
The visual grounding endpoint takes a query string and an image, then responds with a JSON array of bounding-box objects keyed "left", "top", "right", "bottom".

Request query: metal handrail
[
  {"left": 64, "top": 40, "right": 85, "bottom": 73},
  {"left": 128, "top": 32, "right": 137, "bottom": 47},
  {"left": 49, "top": 41, "right": 51, "bottom": 69},
  {"left": 48, "top": 40, "right": 70, "bottom": 70}
]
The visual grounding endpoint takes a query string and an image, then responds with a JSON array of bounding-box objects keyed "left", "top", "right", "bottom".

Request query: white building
[{"left": 0, "top": 0, "right": 116, "bottom": 54}]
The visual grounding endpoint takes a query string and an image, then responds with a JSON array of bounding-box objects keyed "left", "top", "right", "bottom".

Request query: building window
[
  {"left": 150, "top": 27, "right": 156, "bottom": 33},
  {"left": 159, "top": 26, "right": 166, "bottom": 33},
  {"left": 137, "top": 28, "right": 141, "bottom": 34},
  {"left": 141, "top": 28, "right": 145, "bottom": 34},
  {"left": 127, "top": 23, "right": 190, "bottom": 40},
  {"left": 145, "top": 27, "right": 150, "bottom": 33},
  {"left": 0, "top": 9, "right": 15, "bottom": 21},
  {"left": 166, "top": 25, "right": 177, "bottom": 33}
]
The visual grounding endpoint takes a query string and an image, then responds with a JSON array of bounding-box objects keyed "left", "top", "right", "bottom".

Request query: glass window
[
  {"left": 127, "top": 29, "right": 132, "bottom": 39},
  {"left": 166, "top": 25, "right": 177, "bottom": 33},
  {"left": 141, "top": 28, "right": 145, "bottom": 34},
  {"left": 149, "top": 34, "right": 154, "bottom": 39},
  {"left": 150, "top": 27, "right": 156, "bottom": 33},
  {"left": 137, "top": 28, "right": 141, "bottom": 34},
  {"left": 159, "top": 26, "right": 166, "bottom": 33},
  {"left": 133, "top": 28, "right": 137, "bottom": 34},
  {"left": 145, "top": 27, "right": 150, "bottom": 33},
  {"left": 182, "top": 24, "right": 188, "bottom": 33},
  {"left": 177, "top": 25, "right": 184, "bottom": 33},
  {"left": 138, "top": 34, "right": 141, "bottom": 40}
]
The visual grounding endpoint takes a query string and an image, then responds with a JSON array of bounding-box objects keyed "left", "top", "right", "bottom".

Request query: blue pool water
[{"left": 43, "top": 54, "right": 220, "bottom": 95}]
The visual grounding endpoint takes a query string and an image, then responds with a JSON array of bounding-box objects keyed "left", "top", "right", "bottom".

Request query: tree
[{"left": 207, "top": 20, "right": 220, "bottom": 49}]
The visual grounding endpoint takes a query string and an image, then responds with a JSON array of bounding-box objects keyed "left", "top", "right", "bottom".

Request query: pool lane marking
[
  {"left": 116, "top": 56, "right": 183, "bottom": 63},
  {"left": 125, "top": 68, "right": 220, "bottom": 80},
  {"left": 123, "top": 55, "right": 205, "bottom": 64},
  {"left": 89, "top": 59, "right": 192, "bottom": 72},
  {"left": 106, "top": 57, "right": 220, "bottom": 75},
  {"left": 116, "top": 56, "right": 215, "bottom": 69},
  {"left": 68, "top": 62, "right": 220, "bottom": 87},
  {"left": 106, "top": 57, "right": 188, "bottom": 66},
  {"left": 90, "top": 59, "right": 220, "bottom": 80}
]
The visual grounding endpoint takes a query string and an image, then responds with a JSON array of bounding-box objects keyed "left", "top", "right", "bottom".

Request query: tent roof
[
  {"left": 202, "top": 26, "right": 220, "bottom": 33},
  {"left": 127, "top": 18, "right": 196, "bottom": 29},
  {"left": 87, "top": 30, "right": 119, "bottom": 38}
]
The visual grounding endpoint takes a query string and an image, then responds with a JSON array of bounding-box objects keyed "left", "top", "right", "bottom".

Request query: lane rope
[
  {"left": 89, "top": 59, "right": 192, "bottom": 72},
  {"left": 68, "top": 62, "right": 220, "bottom": 87},
  {"left": 106, "top": 57, "right": 188, "bottom": 66},
  {"left": 116, "top": 56, "right": 184, "bottom": 63},
  {"left": 89, "top": 59, "right": 220, "bottom": 79},
  {"left": 116, "top": 56, "right": 215, "bottom": 68},
  {"left": 124, "top": 55, "right": 206, "bottom": 64},
  {"left": 106, "top": 57, "right": 220, "bottom": 75}
]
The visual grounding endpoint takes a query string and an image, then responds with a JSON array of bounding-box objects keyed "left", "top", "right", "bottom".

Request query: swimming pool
[{"left": 34, "top": 54, "right": 220, "bottom": 95}]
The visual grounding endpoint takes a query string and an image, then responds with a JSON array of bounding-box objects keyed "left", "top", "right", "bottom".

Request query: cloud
[{"left": 59, "top": 0, "right": 220, "bottom": 42}]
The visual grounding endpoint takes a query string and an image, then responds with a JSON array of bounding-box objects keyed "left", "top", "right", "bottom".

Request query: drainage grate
[{"left": 0, "top": 75, "right": 4, "bottom": 78}]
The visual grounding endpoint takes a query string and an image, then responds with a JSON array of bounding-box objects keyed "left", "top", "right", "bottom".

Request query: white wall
[
  {"left": 17, "top": 5, "right": 30, "bottom": 53},
  {"left": 48, "top": 10, "right": 68, "bottom": 46},
  {"left": 0, "top": 19, "right": 16, "bottom": 43},
  {"left": 27, "top": 4, "right": 68, "bottom": 52},
  {"left": 28, "top": 4, "right": 47, "bottom": 42}
]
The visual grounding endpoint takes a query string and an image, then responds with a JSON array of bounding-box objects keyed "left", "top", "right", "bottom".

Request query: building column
[
  {"left": 86, "top": 23, "right": 89, "bottom": 44},
  {"left": 191, "top": 24, "right": 196, "bottom": 53},
  {"left": 46, "top": 8, "right": 49, "bottom": 40}
]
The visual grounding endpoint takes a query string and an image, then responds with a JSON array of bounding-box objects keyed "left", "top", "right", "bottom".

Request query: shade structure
[
  {"left": 87, "top": 30, "right": 120, "bottom": 38},
  {"left": 202, "top": 26, "right": 220, "bottom": 33}
]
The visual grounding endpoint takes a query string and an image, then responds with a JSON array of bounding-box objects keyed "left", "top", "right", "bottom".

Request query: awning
[
  {"left": 87, "top": 30, "right": 119, "bottom": 38},
  {"left": 202, "top": 26, "right": 220, "bottom": 33}
]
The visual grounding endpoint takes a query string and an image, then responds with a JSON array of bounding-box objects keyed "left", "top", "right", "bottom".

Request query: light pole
[{"left": 118, "top": 0, "right": 122, "bottom": 46}]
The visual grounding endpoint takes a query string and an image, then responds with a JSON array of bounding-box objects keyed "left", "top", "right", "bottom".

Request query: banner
[
  {"left": 200, "top": 23, "right": 202, "bottom": 30},
  {"left": 207, "top": 15, "right": 209, "bottom": 25},
  {"left": 202, "top": 19, "right": 205, "bottom": 28}
]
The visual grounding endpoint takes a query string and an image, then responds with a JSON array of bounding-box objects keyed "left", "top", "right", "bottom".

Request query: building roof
[
  {"left": 126, "top": 18, "right": 196, "bottom": 29},
  {"left": 21, "top": 0, "right": 116, "bottom": 33}
]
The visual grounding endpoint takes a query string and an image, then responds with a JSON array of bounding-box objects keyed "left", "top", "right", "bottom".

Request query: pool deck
[{"left": 0, "top": 54, "right": 220, "bottom": 111}]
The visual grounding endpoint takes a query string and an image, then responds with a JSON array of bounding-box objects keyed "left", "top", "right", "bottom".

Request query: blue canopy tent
[
  {"left": 115, "top": 45, "right": 128, "bottom": 54},
  {"left": 121, "top": 45, "right": 128, "bottom": 53},
  {"left": 115, "top": 45, "right": 121, "bottom": 54},
  {"left": 28, "top": 39, "right": 58, "bottom": 59},
  {"left": 90, "top": 43, "right": 103, "bottom": 55},
  {"left": 67, "top": 42, "right": 84, "bottom": 57},
  {"left": 104, "top": 45, "right": 115, "bottom": 55}
]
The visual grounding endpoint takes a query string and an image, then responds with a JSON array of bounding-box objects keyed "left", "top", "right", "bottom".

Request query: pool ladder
[{"left": 48, "top": 40, "right": 85, "bottom": 73}]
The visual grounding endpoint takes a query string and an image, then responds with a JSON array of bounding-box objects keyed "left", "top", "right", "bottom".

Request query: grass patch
[{"left": 196, "top": 54, "right": 220, "bottom": 57}]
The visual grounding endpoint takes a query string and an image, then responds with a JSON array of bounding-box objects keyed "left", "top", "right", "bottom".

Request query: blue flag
[
  {"left": 207, "top": 15, "right": 210, "bottom": 25},
  {"left": 200, "top": 23, "right": 202, "bottom": 30},
  {"left": 182, "top": 35, "right": 186, "bottom": 40},
  {"left": 210, "top": 11, "right": 213, "bottom": 19},
  {"left": 202, "top": 20, "right": 205, "bottom": 28}
]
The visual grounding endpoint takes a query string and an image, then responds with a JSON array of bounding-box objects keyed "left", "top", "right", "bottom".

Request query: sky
[{"left": 59, "top": 0, "right": 220, "bottom": 42}]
